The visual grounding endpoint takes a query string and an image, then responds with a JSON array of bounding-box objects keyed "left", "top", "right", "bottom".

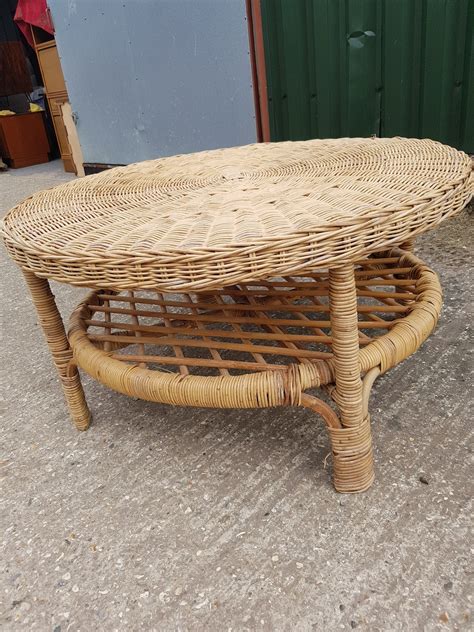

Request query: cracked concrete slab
[{"left": 1, "top": 161, "right": 472, "bottom": 631}]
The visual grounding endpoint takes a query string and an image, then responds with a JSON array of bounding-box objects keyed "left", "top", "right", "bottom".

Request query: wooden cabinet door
[{"left": 37, "top": 42, "right": 67, "bottom": 94}]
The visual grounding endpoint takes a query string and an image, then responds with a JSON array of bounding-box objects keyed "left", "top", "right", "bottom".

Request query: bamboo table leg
[
  {"left": 326, "top": 264, "right": 375, "bottom": 492},
  {"left": 22, "top": 271, "right": 91, "bottom": 430},
  {"left": 400, "top": 238, "right": 415, "bottom": 252}
]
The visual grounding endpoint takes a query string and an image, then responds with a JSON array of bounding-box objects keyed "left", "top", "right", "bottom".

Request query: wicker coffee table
[{"left": 2, "top": 138, "right": 472, "bottom": 492}]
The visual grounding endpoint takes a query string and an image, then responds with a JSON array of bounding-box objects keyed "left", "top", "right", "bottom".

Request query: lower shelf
[{"left": 68, "top": 248, "right": 442, "bottom": 409}]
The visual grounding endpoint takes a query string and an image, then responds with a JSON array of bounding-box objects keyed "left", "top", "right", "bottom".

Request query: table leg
[
  {"left": 22, "top": 271, "right": 91, "bottom": 431},
  {"left": 327, "top": 264, "right": 374, "bottom": 492},
  {"left": 400, "top": 238, "right": 415, "bottom": 252}
]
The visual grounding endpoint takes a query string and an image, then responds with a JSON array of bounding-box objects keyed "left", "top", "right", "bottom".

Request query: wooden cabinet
[
  {"left": 0, "top": 112, "right": 50, "bottom": 168},
  {"left": 30, "top": 27, "right": 75, "bottom": 173}
]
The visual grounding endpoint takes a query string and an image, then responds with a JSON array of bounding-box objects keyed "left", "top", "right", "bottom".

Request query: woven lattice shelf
[
  {"left": 85, "top": 257, "right": 412, "bottom": 375},
  {"left": 69, "top": 250, "right": 441, "bottom": 409}
]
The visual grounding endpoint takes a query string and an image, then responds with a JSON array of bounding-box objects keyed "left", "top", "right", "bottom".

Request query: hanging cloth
[{"left": 14, "top": 0, "right": 54, "bottom": 47}]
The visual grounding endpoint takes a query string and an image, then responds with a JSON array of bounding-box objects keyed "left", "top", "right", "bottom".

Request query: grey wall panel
[{"left": 48, "top": 0, "right": 256, "bottom": 164}]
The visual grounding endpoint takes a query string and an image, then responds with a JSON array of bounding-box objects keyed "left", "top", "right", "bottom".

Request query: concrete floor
[{"left": 1, "top": 161, "right": 472, "bottom": 631}]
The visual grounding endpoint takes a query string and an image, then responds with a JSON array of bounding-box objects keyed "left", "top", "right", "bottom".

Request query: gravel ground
[{"left": 1, "top": 161, "right": 473, "bottom": 631}]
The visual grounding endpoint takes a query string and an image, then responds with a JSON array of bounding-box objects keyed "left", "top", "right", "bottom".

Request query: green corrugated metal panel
[
  {"left": 460, "top": 0, "right": 474, "bottom": 149},
  {"left": 261, "top": 0, "right": 474, "bottom": 152}
]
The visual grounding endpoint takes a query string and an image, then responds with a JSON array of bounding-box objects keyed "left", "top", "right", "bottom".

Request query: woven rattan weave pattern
[{"left": 2, "top": 137, "right": 472, "bottom": 291}]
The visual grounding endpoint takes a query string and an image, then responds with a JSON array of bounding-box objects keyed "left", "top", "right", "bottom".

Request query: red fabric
[{"left": 14, "top": 0, "right": 54, "bottom": 47}]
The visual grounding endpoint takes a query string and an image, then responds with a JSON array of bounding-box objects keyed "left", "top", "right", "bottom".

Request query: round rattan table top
[{"left": 2, "top": 137, "right": 472, "bottom": 290}]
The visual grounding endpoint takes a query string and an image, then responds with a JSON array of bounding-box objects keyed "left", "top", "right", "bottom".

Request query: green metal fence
[{"left": 261, "top": 0, "right": 473, "bottom": 152}]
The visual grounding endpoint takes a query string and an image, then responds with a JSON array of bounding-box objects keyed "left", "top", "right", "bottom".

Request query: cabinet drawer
[{"left": 38, "top": 44, "right": 67, "bottom": 94}]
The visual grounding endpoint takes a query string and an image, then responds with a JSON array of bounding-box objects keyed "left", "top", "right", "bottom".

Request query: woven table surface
[{"left": 2, "top": 137, "right": 472, "bottom": 290}]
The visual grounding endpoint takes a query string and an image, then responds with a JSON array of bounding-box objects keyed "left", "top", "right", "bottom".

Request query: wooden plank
[
  {"left": 90, "top": 333, "right": 333, "bottom": 359},
  {"left": 97, "top": 293, "right": 410, "bottom": 313},
  {"left": 89, "top": 304, "right": 398, "bottom": 329},
  {"left": 353, "top": 267, "right": 412, "bottom": 277},
  {"left": 61, "top": 101, "right": 85, "bottom": 177},
  {"left": 85, "top": 319, "right": 334, "bottom": 343}
]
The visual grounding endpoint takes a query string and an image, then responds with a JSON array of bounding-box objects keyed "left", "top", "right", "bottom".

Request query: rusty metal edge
[{"left": 246, "top": 0, "right": 270, "bottom": 143}]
